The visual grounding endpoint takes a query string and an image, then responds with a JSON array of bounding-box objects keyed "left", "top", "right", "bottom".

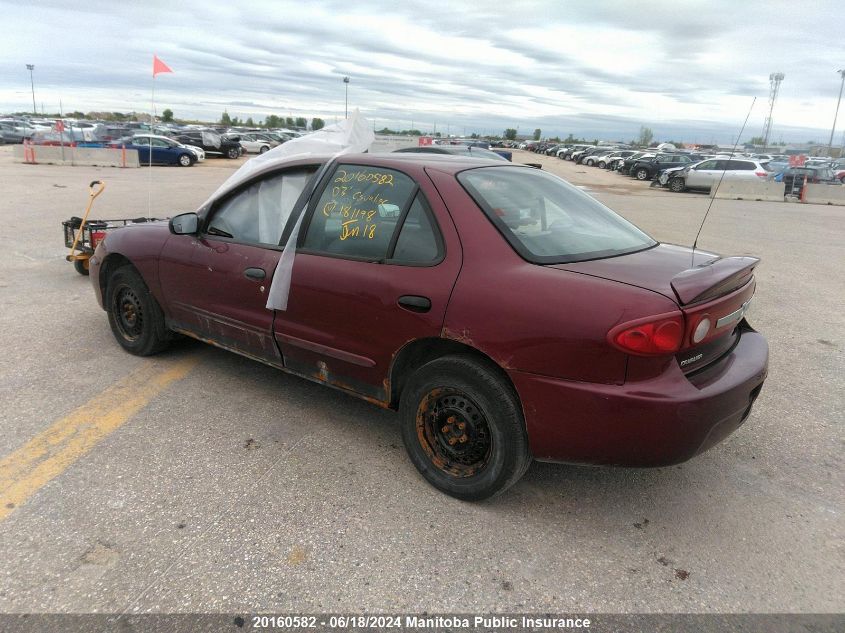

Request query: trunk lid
[{"left": 552, "top": 244, "right": 759, "bottom": 374}]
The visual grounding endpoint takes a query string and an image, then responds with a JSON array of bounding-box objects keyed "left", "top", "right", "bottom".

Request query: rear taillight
[
  {"left": 755, "top": 171, "right": 768, "bottom": 178},
  {"left": 609, "top": 312, "right": 685, "bottom": 356}
]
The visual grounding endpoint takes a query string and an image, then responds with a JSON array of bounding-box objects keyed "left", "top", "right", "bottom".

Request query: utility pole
[
  {"left": 26, "top": 64, "right": 36, "bottom": 115},
  {"left": 827, "top": 69, "right": 845, "bottom": 156},
  {"left": 761, "top": 72, "right": 784, "bottom": 147},
  {"left": 343, "top": 76, "right": 350, "bottom": 119}
]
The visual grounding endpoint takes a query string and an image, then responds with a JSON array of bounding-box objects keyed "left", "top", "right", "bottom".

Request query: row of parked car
[
  {"left": 529, "top": 142, "right": 845, "bottom": 194},
  {"left": 1, "top": 116, "right": 313, "bottom": 166}
]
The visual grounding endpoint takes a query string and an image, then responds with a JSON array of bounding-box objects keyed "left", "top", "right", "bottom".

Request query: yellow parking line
[{"left": 0, "top": 357, "right": 199, "bottom": 522}]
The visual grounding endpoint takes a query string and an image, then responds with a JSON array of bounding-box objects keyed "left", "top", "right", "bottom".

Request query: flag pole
[{"left": 148, "top": 70, "right": 155, "bottom": 219}]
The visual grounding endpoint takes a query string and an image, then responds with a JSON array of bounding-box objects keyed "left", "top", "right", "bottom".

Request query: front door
[
  {"left": 273, "top": 162, "right": 462, "bottom": 402},
  {"left": 158, "top": 165, "right": 319, "bottom": 363},
  {"left": 686, "top": 159, "right": 726, "bottom": 189}
]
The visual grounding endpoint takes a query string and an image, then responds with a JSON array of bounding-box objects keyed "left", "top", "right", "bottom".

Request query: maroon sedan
[{"left": 89, "top": 153, "right": 768, "bottom": 500}]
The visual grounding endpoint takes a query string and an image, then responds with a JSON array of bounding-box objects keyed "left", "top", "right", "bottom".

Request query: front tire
[
  {"left": 259, "top": 145, "right": 269, "bottom": 154},
  {"left": 400, "top": 355, "right": 531, "bottom": 501},
  {"left": 598, "top": 161, "right": 607, "bottom": 169},
  {"left": 226, "top": 147, "right": 240, "bottom": 159},
  {"left": 669, "top": 177, "right": 686, "bottom": 192},
  {"left": 178, "top": 153, "right": 193, "bottom": 167},
  {"left": 635, "top": 167, "right": 650, "bottom": 180},
  {"left": 106, "top": 266, "right": 171, "bottom": 356}
]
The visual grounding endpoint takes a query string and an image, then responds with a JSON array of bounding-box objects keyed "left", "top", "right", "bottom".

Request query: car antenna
[{"left": 690, "top": 96, "right": 756, "bottom": 268}]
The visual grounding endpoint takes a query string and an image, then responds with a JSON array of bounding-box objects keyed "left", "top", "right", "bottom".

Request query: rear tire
[
  {"left": 399, "top": 355, "right": 531, "bottom": 501},
  {"left": 106, "top": 266, "right": 171, "bottom": 356}
]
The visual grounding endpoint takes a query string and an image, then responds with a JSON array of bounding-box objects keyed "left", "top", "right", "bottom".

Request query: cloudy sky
[{"left": 2, "top": 0, "right": 843, "bottom": 143}]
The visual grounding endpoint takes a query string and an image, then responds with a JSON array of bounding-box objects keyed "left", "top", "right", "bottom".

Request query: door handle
[
  {"left": 398, "top": 295, "right": 431, "bottom": 313},
  {"left": 244, "top": 267, "right": 266, "bottom": 280}
]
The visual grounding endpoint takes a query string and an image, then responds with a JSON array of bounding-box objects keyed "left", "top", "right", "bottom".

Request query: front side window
[
  {"left": 459, "top": 166, "right": 656, "bottom": 264},
  {"left": 207, "top": 168, "right": 318, "bottom": 245},
  {"left": 302, "top": 165, "right": 417, "bottom": 260}
]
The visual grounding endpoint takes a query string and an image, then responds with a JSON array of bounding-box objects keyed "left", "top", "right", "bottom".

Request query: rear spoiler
[{"left": 670, "top": 256, "right": 759, "bottom": 305}]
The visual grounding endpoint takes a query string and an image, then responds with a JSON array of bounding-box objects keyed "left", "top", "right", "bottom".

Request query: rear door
[{"left": 274, "top": 162, "right": 462, "bottom": 402}]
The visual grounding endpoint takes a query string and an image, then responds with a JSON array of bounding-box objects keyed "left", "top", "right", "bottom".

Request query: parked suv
[
  {"left": 630, "top": 154, "right": 694, "bottom": 181},
  {"left": 174, "top": 130, "right": 242, "bottom": 159},
  {"left": 667, "top": 158, "right": 772, "bottom": 192}
]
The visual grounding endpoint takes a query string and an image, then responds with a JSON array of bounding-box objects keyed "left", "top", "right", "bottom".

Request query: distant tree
[
  {"left": 564, "top": 133, "right": 577, "bottom": 143},
  {"left": 67, "top": 111, "right": 85, "bottom": 119},
  {"left": 285, "top": 117, "right": 295, "bottom": 127},
  {"left": 533, "top": 128, "right": 542, "bottom": 140},
  {"left": 470, "top": 132, "right": 479, "bottom": 139},
  {"left": 637, "top": 126, "right": 654, "bottom": 146},
  {"left": 230, "top": 116, "right": 241, "bottom": 126},
  {"left": 295, "top": 117, "right": 307, "bottom": 128},
  {"left": 245, "top": 117, "right": 255, "bottom": 127},
  {"left": 161, "top": 109, "right": 174, "bottom": 122},
  {"left": 747, "top": 136, "right": 765, "bottom": 145},
  {"left": 220, "top": 111, "right": 232, "bottom": 126},
  {"left": 311, "top": 117, "right": 325, "bottom": 130},
  {"left": 265, "top": 114, "right": 282, "bottom": 128},
  {"left": 504, "top": 128, "right": 517, "bottom": 140}
]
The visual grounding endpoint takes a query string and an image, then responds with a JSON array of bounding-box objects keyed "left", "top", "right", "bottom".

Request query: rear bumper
[{"left": 510, "top": 327, "right": 768, "bottom": 466}]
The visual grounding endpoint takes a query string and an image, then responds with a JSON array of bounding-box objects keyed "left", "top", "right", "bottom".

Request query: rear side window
[
  {"left": 302, "top": 165, "right": 417, "bottom": 260},
  {"left": 390, "top": 195, "right": 442, "bottom": 264},
  {"left": 727, "top": 160, "right": 755, "bottom": 170},
  {"left": 459, "top": 166, "right": 656, "bottom": 264}
]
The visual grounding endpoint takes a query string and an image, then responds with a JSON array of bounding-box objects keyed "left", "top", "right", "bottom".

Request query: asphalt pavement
[{"left": 0, "top": 145, "right": 841, "bottom": 615}]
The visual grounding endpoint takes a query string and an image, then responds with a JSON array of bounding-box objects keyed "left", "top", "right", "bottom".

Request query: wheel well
[
  {"left": 388, "top": 337, "right": 520, "bottom": 410},
  {"left": 98, "top": 253, "right": 133, "bottom": 301}
]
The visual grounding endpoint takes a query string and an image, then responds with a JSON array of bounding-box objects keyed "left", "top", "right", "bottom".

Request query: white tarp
[
  {"left": 203, "top": 109, "right": 374, "bottom": 208},
  {"left": 220, "top": 110, "right": 374, "bottom": 311}
]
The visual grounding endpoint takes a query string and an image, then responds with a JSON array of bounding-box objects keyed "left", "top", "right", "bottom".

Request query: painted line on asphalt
[{"left": 0, "top": 357, "right": 199, "bottom": 522}]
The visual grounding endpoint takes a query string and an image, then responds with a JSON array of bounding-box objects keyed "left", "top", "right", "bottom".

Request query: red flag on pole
[{"left": 152, "top": 55, "right": 173, "bottom": 77}]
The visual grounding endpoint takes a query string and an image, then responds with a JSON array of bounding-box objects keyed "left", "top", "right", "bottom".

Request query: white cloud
[{"left": 0, "top": 0, "right": 842, "bottom": 143}]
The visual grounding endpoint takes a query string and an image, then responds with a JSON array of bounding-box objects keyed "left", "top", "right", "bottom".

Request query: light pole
[
  {"left": 827, "top": 69, "right": 845, "bottom": 156},
  {"left": 343, "top": 76, "right": 350, "bottom": 119},
  {"left": 26, "top": 64, "right": 36, "bottom": 115}
]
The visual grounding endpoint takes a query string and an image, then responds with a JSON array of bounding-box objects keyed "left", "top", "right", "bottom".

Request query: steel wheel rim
[
  {"left": 113, "top": 285, "right": 144, "bottom": 341},
  {"left": 416, "top": 387, "right": 492, "bottom": 478}
]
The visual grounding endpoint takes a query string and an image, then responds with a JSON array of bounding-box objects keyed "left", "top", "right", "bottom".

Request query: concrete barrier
[
  {"left": 802, "top": 183, "right": 845, "bottom": 206},
  {"left": 711, "top": 179, "right": 785, "bottom": 202},
  {"left": 14, "top": 144, "right": 140, "bottom": 168}
]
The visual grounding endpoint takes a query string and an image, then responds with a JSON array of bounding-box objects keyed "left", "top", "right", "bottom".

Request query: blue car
[{"left": 111, "top": 135, "right": 197, "bottom": 167}]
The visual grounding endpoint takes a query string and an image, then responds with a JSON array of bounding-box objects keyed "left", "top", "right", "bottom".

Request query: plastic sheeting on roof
[
  {"left": 202, "top": 109, "right": 375, "bottom": 209},
  {"left": 210, "top": 110, "right": 375, "bottom": 312}
]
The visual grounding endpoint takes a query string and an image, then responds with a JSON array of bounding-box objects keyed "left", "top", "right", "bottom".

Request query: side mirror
[{"left": 169, "top": 212, "right": 199, "bottom": 235}]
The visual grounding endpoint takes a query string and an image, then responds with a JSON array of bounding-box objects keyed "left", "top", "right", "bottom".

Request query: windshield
[{"left": 458, "top": 167, "right": 657, "bottom": 264}]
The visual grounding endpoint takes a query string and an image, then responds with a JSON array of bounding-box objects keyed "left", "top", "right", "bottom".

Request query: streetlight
[
  {"left": 828, "top": 69, "right": 845, "bottom": 156},
  {"left": 343, "top": 76, "right": 350, "bottom": 119},
  {"left": 26, "top": 64, "right": 36, "bottom": 115}
]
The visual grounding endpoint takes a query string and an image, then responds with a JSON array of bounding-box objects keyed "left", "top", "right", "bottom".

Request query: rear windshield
[{"left": 458, "top": 166, "right": 657, "bottom": 264}]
